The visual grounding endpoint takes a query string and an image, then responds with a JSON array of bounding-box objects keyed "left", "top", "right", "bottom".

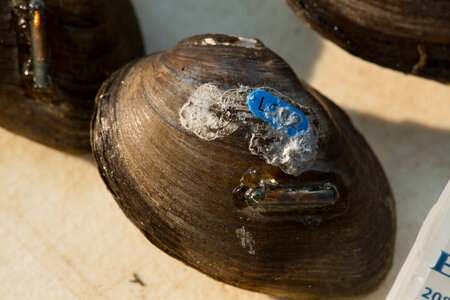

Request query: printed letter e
[{"left": 431, "top": 250, "right": 450, "bottom": 278}]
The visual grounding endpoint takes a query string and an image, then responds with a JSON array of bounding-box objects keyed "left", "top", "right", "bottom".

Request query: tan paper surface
[{"left": 0, "top": 1, "right": 449, "bottom": 299}]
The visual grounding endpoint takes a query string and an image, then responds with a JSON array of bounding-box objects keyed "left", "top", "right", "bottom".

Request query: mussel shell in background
[
  {"left": 0, "top": 0, "right": 144, "bottom": 153},
  {"left": 91, "top": 34, "right": 396, "bottom": 299},
  {"left": 286, "top": 0, "right": 450, "bottom": 83}
]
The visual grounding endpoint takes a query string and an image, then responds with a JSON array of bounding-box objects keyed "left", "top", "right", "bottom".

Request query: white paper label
[
  {"left": 415, "top": 240, "right": 450, "bottom": 300},
  {"left": 387, "top": 180, "right": 450, "bottom": 300}
]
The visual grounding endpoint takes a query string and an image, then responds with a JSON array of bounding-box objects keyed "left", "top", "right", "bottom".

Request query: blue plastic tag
[{"left": 247, "top": 90, "right": 308, "bottom": 136}]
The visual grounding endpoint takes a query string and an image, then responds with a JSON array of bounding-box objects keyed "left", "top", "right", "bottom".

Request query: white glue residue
[
  {"left": 179, "top": 83, "right": 318, "bottom": 176},
  {"left": 200, "top": 37, "right": 260, "bottom": 49},
  {"left": 236, "top": 226, "right": 255, "bottom": 255},
  {"left": 234, "top": 37, "right": 258, "bottom": 49},
  {"left": 179, "top": 83, "right": 241, "bottom": 141},
  {"left": 201, "top": 38, "right": 217, "bottom": 46},
  {"left": 249, "top": 125, "right": 317, "bottom": 176}
]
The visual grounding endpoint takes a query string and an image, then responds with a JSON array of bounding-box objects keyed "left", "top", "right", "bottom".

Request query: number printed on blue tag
[{"left": 247, "top": 90, "right": 308, "bottom": 136}]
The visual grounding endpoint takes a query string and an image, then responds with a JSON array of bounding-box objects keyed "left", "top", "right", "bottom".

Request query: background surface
[{"left": 0, "top": 0, "right": 449, "bottom": 299}]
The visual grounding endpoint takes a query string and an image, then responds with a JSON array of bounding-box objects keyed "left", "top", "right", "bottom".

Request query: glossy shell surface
[
  {"left": 91, "top": 34, "right": 396, "bottom": 299},
  {"left": 0, "top": 0, "right": 143, "bottom": 153},
  {"left": 287, "top": 0, "right": 450, "bottom": 83}
]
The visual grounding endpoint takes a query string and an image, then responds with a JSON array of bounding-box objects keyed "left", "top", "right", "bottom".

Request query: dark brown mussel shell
[
  {"left": 287, "top": 0, "right": 450, "bottom": 83},
  {"left": 91, "top": 34, "right": 396, "bottom": 299},
  {"left": 0, "top": 0, "right": 143, "bottom": 153}
]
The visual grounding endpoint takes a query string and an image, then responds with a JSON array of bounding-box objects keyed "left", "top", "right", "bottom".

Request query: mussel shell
[
  {"left": 287, "top": 0, "right": 450, "bottom": 83},
  {"left": 0, "top": 0, "right": 143, "bottom": 153},
  {"left": 92, "top": 34, "right": 396, "bottom": 298}
]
